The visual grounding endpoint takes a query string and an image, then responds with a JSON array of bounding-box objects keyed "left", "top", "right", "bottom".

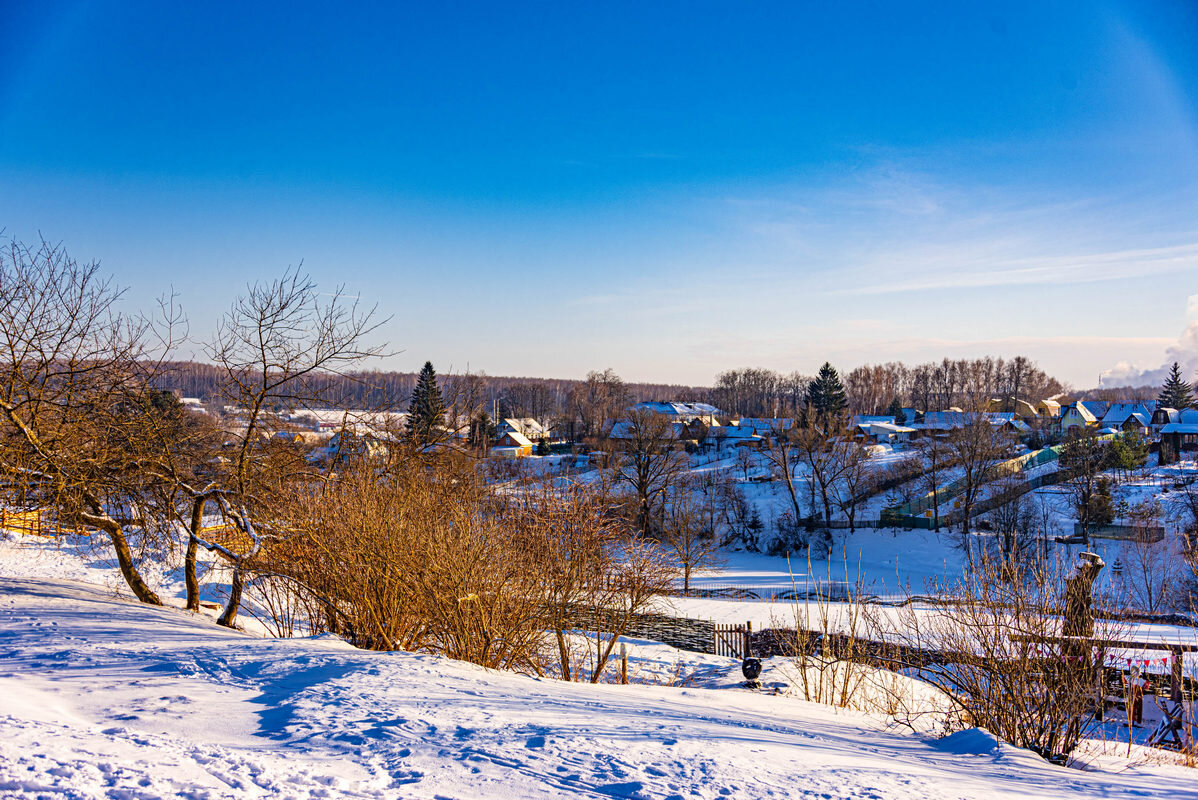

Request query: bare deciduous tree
[
  {"left": 0, "top": 238, "right": 184, "bottom": 605},
  {"left": 613, "top": 407, "right": 688, "bottom": 537},
  {"left": 661, "top": 485, "right": 725, "bottom": 594},
  {"left": 946, "top": 415, "right": 1008, "bottom": 567},
  {"left": 1059, "top": 430, "right": 1115, "bottom": 546},
  {"left": 913, "top": 435, "right": 951, "bottom": 532},
  {"left": 185, "top": 268, "right": 388, "bottom": 627}
]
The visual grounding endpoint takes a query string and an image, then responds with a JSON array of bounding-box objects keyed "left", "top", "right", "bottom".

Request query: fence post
[
  {"left": 744, "top": 621, "right": 752, "bottom": 660},
  {"left": 1171, "top": 646, "right": 1183, "bottom": 703}
]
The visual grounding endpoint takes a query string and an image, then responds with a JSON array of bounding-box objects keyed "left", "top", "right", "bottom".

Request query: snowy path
[{"left": 1, "top": 577, "right": 1194, "bottom": 799}]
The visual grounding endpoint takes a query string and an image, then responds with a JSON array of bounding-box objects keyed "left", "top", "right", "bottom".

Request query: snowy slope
[{"left": 2, "top": 577, "right": 1195, "bottom": 800}]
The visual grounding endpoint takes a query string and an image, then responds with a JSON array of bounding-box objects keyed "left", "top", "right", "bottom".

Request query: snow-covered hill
[{"left": 1, "top": 576, "right": 1193, "bottom": 799}]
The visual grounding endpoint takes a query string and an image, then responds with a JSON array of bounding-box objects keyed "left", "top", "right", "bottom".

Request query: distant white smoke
[{"left": 1101, "top": 294, "right": 1198, "bottom": 387}]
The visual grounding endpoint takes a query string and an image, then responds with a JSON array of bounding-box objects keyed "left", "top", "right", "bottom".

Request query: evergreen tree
[
  {"left": 886, "top": 397, "right": 905, "bottom": 425},
  {"left": 1158, "top": 362, "right": 1194, "bottom": 410},
  {"left": 407, "top": 361, "right": 447, "bottom": 445},
  {"left": 806, "top": 362, "right": 848, "bottom": 418}
]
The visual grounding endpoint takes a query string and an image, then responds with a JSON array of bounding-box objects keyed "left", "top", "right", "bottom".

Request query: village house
[
  {"left": 734, "top": 417, "right": 795, "bottom": 437},
  {"left": 496, "top": 417, "right": 550, "bottom": 441},
  {"left": 1150, "top": 406, "right": 1198, "bottom": 436},
  {"left": 1098, "top": 402, "right": 1153, "bottom": 435},
  {"left": 1159, "top": 410, "right": 1198, "bottom": 465},
  {"left": 985, "top": 397, "right": 1039, "bottom": 419},
  {"left": 492, "top": 430, "right": 534, "bottom": 458},
  {"left": 1035, "top": 399, "right": 1062, "bottom": 418},
  {"left": 703, "top": 424, "right": 764, "bottom": 450},
  {"left": 853, "top": 421, "right": 916, "bottom": 445},
  {"left": 1059, "top": 400, "right": 1109, "bottom": 434},
  {"left": 630, "top": 401, "right": 724, "bottom": 425}
]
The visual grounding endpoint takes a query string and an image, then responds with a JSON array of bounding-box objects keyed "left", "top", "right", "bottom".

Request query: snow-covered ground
[
  {"left": 684, "top": 531, "right": 967, "bottom": 600},
  {"left": 5, "top": 572, "right": 1198, "bottom": 799}
]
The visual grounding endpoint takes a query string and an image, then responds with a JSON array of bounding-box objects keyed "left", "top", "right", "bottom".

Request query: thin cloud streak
[{"left": 840, "top": 241, "right": 1198, "bottom": 295}]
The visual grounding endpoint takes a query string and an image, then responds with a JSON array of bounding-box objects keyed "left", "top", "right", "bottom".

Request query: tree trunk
[
  {"left": 218, "top": 565, "right": 243, "bottom": 628},
  {"left": 556, "top": 629, "right": 573, "bottom": 682},
  {"left": 184, "top": 496, "right": 205, "bottom": 611},
  {"left": 184, "top": 534, "right": 200, "bottom": 611},
  {"left": 103, "top": 522, "right": 163, "bottom": 605}
]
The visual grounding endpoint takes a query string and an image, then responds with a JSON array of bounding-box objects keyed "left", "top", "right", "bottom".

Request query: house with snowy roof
[
  {"left": 497, "top": 417, "right": 550, "bottom": 441},
  {"left": 1159, "top": 411, "right": 1198, "bottom": 464},
  {"left": 734, "top": 418, "right": 795, "bottom": 437},
  {"left": 704, "top": 424, "right": 763, "bottom": 449},
  {"left": 1035, "top": 399, "right": 1062, "bottom": 418},
  {"left": 1060, "top": 401, "right": 1109, "bottom": 433},
  {"left": 986, "top": 398, "right": 1039, "bottom": 419},
  {"left": 916, "top": 411, "right": 1021, "bottom": 435},
  {"left": 630, "top": 401, "right": 723, "bottom": 425},
  {"left": 1099, "top": 403, "right": 1153, "bottom": 435},
  {"left": 492, "top": 430, "right": 533, "bottom": 458},
  {"left": 853, "top": 421, "right": 917, "bottom": 445}
]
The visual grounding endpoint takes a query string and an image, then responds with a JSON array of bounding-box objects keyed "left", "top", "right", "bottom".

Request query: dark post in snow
[
  {"left": 1062, "top": 552, "right": 1105, "bottom": 721},
  {"left": 1062, "top": 552, "right": 1104, "bottom": 640}
]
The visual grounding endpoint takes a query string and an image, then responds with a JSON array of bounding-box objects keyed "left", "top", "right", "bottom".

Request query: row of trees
[{"left": 712, "top": 356, "right": 1064, "bottom": 420}]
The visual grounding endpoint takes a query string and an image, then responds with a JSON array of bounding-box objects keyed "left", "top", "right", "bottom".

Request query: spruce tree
[
  {"left": 1158, "top": 362, "right": 1194, "bottom": 410},
  {"left": 407, "top": 361, "right": 447, "bottom": 445},
  {"left": 806, "top": 362, "right": 848, "bottom": 418},
  {"left": 886, "top": 397, "right": 905, "bottom": 425}
]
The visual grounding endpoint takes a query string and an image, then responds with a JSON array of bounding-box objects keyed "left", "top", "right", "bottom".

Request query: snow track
[{"left": 0, "top": 577, "right": 1193, "bottom": 799}]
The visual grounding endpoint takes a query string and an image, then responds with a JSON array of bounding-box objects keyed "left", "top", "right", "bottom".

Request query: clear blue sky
[{"left": 2, "top": 1, "right": 1196, "bottom": 387}]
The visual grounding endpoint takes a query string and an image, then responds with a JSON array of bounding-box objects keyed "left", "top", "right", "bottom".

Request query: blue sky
[{"left": 2, "top": 1, "right": 1196, "bottom": 387}]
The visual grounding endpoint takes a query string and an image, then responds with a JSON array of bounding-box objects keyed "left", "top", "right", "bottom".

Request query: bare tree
[
  {"left": 983, "top": 473, "right": 1038, "bottom": 580},
  {"left": 912, "top": 435, "right": 951, "bottom": 532},
  {"left": 571, "top": 368, "right": 628, "bottom": 442},
  {"left": 613, "top": 407, "right": 689, "bottom": 536},
  {"left": 0, "top": 238, "right": 184, "bottom": 605},
  {"left": 764, "top": 420, "right": 807, "bottom": 533},
  {"left": 735, "top": 445, "right": 756, "bottom": 482},
  {"left": 1059, "top": 430, "right": 1114, "bottom": 545},
  {"left": 185, "top": 269, "right": 388, "bottom": 627},
  {"left": 793, "top": 409, "right": 855, "bottom": 551},
  {"left": 831, "top": 440, "right": 872, "bottom": 534},
  {"left": 661, "top": 485, "right": 726, "bottom": 593},
  {"left": 945, "top": 416, "right": 1008, "bottom": 568},
  {"left": 1118, "top": 499, "right": 1181, "bottom": 613}
]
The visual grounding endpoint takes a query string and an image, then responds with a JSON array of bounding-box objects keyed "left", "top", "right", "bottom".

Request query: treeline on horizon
[
  {"left": 156, "top": 361, "right": 706, "bottom": 419},
  {"left": 152, "top": 353, "right": 1166, "bottom": 422}
]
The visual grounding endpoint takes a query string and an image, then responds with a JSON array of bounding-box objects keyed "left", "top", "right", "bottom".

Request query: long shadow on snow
[{"left": 239, "top": 654, "right": 363, "bottom": 742}]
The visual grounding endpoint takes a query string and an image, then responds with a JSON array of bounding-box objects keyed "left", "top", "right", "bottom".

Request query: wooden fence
[{"left": 0, "top": 508, "right": 90, "bottom": 538}]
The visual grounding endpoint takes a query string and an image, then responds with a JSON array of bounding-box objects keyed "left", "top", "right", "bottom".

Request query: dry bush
[
  {"left": 881, "top": 554, "right": 1128, "bottom": 764},
  {"left": 524, "top": 480, "right": 675, "bottom": 682},
  {"left": 271, "top": 458, "right": 675, "bottom": 679},
  {"left": 773, "top": 556, "right": 876, "bottom": 709},
  {"left": 281, "top": 456, "right": 547, "bottom": 672}
]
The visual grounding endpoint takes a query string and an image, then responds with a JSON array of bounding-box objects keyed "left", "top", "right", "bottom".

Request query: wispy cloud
[
  {"left": 712, "top": 162, "right": 1198, "bottom": 299},
  {"left": 842, "top": 241, "right": 1198, "bottom": 295}
]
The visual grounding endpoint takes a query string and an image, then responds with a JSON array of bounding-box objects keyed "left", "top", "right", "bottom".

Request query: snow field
[{"left": 2, "top": 538, "right": 1198, "bottom": 798}]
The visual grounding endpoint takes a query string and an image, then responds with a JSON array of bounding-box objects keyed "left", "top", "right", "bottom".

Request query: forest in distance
[{"left": 158, "top": 356, "right": 1156, "bottom": 422}]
